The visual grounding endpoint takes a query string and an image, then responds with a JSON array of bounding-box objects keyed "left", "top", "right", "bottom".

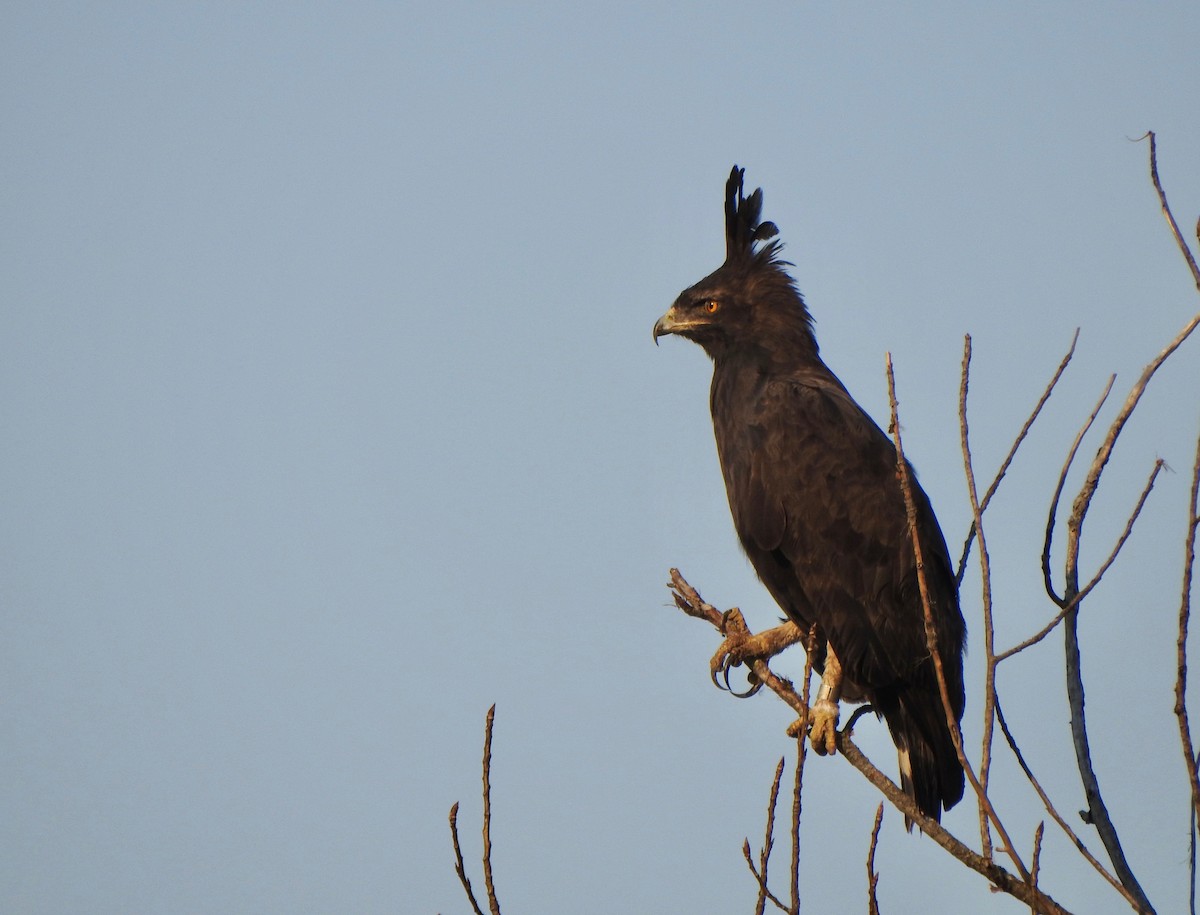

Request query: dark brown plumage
[{"left": 654, "top": 166, "right": 966, "bottom": 824}]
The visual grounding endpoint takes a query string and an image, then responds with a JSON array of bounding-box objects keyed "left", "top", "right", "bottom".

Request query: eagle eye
[{"left": 702, "top": 299, "right": 720, "bottom": 314}]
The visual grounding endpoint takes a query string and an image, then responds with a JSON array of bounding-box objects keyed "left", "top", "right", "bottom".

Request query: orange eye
[{"left": 703, "top": 300, "right": 720, "bottom": 314}]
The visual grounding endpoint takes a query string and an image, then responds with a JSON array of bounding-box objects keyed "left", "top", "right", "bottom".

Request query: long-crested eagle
[{"left": 654, "top": 167, "right": 966, "bottom": 824}]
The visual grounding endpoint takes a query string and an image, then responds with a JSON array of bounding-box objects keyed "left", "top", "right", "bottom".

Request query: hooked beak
[{"left": 653, "top": 306, "right": 683, "bottom": 345}]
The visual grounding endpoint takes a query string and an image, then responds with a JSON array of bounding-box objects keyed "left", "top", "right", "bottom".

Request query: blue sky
[{"left": 3, "top": 4, "right": 1199, "bottom": 913}]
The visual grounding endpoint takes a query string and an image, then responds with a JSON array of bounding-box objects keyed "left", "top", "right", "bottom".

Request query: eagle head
[{"left": 654, "top": 166, "right": 815, "bottom": 360}]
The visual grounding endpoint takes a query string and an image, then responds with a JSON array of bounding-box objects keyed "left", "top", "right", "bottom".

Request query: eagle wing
[{"left": 715, "top": 368, "right": 959, "bottom": 697}]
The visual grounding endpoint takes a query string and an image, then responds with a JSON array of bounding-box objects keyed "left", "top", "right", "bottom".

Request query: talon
[
  {"left": 709, "top": 632, "right": 763, "bottom": 697},
  {"left": 809, "top": 699, "right": 840, "bottom": 756}
]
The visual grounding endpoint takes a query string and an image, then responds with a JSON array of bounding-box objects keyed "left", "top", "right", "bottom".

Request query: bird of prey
[{"left": 653, "top": 167, "right": 966, "bottom": 824}]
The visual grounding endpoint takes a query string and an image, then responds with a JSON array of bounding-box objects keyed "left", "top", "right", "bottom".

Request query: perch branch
[{"left": 666, "top": 570, "right": 1071, "bottom": 914}]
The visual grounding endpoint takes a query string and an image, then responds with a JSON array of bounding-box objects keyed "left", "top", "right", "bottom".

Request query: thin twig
[
  {"left": 743, "top": 840, "right": 791, "bottom": 914},
  {"left": 449, "top": 802, "right": 487, "bottom": 915},
  {"left": 791, "top": 625, "right": 817, "bottom": 914},
  {"left": 959, "top": 335, "right": 998, "bottom": 860},
  {"left": 481, "top": 704, "right": 501, "bottom": 915},
  {"left": 752, "top": 757, "right": 786, "bottom": 915},
  {"left": 999, "top": 460, "right": 1164, "bottom": 662},
  {"left": 1042, "top": 375, "right": 1117, "bottom": 607},
  {"left": 957, "top": 329, "right": 1079, "bottom": 585},
  {"left": 1030, "top": 822, "right": 1046, "bottom": 915},
  {"left": 1178, "top": 426, "right": 1200, "bottom": 855},
  {"left": 886, "top": 352, "right": 1030, "bottom": 882},
  {"left": 867, "top": 803, "right": 885, "bottom": 915},
  {"left": 1191, "top": 802, "right": 1197, "bottom": 915},
  {"left": 1142, "top": 131, "right": 1200, "bottom": 292},
  {"left": 994, "top": 699, "right": 1143, "bottom": 909}
]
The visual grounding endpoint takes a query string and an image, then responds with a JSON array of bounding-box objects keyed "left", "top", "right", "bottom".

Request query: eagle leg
[
  {"left": 807, "top": 641, "right": 843, "bottom": 756},
  {"left": 708, "top": 613, "right": 805, "bottom": 698}
]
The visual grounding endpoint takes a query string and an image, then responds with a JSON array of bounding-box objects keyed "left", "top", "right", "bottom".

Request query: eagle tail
[{"left": 876, "top": 685, "right": 964, "bottom": 829}]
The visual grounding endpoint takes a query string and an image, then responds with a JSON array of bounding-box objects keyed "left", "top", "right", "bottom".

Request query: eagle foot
[
  {"left": 806, "top": 699, "right": 840, "bottom": 756},
  {"left": 709, "top": 624, "right": 765, "bottom": 698},
  {"left": 709, "top": 614, "right": 807, "bottom": 697}
]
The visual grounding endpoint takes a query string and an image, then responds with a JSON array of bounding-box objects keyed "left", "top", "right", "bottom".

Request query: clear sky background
[{"left": 4, "top": 4, "right": 1200, "bottom": 913}]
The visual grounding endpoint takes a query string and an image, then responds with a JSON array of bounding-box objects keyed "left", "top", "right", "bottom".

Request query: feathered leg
[{"left": 808, "top": 641, "right": 843, "bottom": 755}]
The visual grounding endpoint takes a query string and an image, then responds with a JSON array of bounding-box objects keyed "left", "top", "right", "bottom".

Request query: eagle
[{"left": 654, "top": 167, "right": 966, "bottom": 824}]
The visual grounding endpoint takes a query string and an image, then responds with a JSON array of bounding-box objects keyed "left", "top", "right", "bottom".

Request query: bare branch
[
  {"left": 867, "top": 803, "right": 885, "bottom": 915},
  {"left": 667, "top": 569, "right": 1074, "bottom": 914},
  {"left": 742, "top": 840, "right": 791, "bottom": 914},
  {"left": 1042, "top": 374, "right": 1117, "bottom": 606},
  {"left": 958, "top": 335, "right": 999, "bottom": 858},
  {"left": 835, "top": 733, "right": 1073, "bottom": 915},
  {"left": 1063, "top": 599, "right": 1152, "bottom": 912},
  {"left": 1000, "top": 459, "right": 1165, "bottom": 661},
  {"left": 1141, "top": 131, "right": 1200, "bottom": 292},
  {"left": 1046, "top": 136, "right": 1200, "bottom": 910},
  {"left": 1030, "top": 822, "right": 1045, "bottom": 915},
  {"left": 449, "top": 802, "right": 487, "bottom": 915},
  {"left": 1190, "top": 803, "right": 1197, "bottom": 915},
  {"left": 481, "top": 704, "right": 501, "bottom": 915},
  {"left": 1177, "top": 426, "right": 1200, "bottom": 832},
  {"left": 957, "top": 328, "right": 1079, "bottom": 585},
  {"left": 994, "top": 699, "right": 1144, "bottom": 909},
  {"left": 790, "top": 626, "right": 818, "bottom": 914},
  {"left": 752, "top": 757, "right": 786, "bottom": 915},
  {"left": 887, "top": 352, "right": 1029, "bottom": 880}
]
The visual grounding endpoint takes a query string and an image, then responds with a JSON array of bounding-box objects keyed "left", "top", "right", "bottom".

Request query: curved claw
[{"left": 709, "top": 639, "right": 763, "bottom": 698}]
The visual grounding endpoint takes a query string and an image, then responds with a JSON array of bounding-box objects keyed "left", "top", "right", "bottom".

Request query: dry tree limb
[
  {"left": 1142, "top": 131, "right": 1200, "bottom": 293},
  {"left": 1001, "top": 459, "right": 1165, "bottom": 661},
  {"left": 481, "top": 704, "right": 501, "bottom": 915},
  {"left": 666, "top": 570, "right": 1072, "bottom": 915},
  {"left": 742, "top": 838, "right": 790, "bottom": 915},
  {"left": 994, "top": 699, "right": 1145, "bottom": 910},
  {"left": 449, "top": 802, "right": 487, "bottom": 915},
  {"left": 750, "top": 757, "right": 786, "bottom": 915},
  {"left": 835, "top": 733, "right": 1072, "bottom": 915},
  {"left": 1041, "top": 375, "right": 1117, "bottom": 607},
  {"left": 1045, "top": 132, "right": 1200, "bottom": 914},
  {"left": 448, "top": 705, "right": 502, "bottom": 915},
  {"left": 1064, "top": 535, "right": 1156, "bottom": 914},
  {"left": 867, "top": 803, "right": 885, "bottom": 915},
  {"left": 790, "top": 624, "right": 817, "bottom": 914},
  {"left": 1177, "top": 427, "right": 1200, "bottom": 857},
  {"left": 886, "top": 353, "right": 1029, "bottom": 881},
  {"left": 956, "top": 328, "right": 1080, "bottom": 585},
  {"left": 1030, "top": 822, "right": 1046, "bottom": 915},
  {"left": 958, "top": 335, "right": 999, "bottom": 859},
  {"left": 740, "top": 627, "right": 816, "bottom": 914}
]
